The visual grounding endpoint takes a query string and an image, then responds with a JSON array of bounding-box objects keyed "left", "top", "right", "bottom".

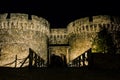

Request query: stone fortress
[{"left": 0, "top": 13, "right": 120, "bottom": 67}]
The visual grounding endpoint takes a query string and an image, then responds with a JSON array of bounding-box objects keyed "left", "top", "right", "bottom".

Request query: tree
[{"left": 92, "top": 27, "right": 116, "bottom": 54}]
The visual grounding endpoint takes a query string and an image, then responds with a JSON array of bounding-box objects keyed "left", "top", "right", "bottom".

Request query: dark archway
[{"left": 48, "top": 54, "right": 67, "bottom": 68}]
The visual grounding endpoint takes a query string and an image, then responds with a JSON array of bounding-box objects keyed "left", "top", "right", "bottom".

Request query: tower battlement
[
  {"left": 0, "top": 13, "right": 50, "bottom": 67},
  {"left": 49, "top": 28, "right": 68, "bottom": 44},
  {"left": 67, "top": 15, "right": 120, "bottom": 35},
  {"left": 0, "top": 13, "right": 50, "bottom": 35},
  {"left": 0, "top": 13, "right": 120, "bottom": 67}
]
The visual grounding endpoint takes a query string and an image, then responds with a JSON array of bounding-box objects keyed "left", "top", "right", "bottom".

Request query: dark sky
[{"left": 0, "top": 0, "right": 119, "bottom": 28}]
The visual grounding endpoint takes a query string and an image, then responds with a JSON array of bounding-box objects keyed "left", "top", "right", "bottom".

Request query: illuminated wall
[
  {"left": 49, "top": 29, "right": 68, "bottom": 44},
  {"left": 67, "top": 15, "right": 120, "bottom": 60},
  {"left": 0, "top": 13, "right": 49, "bottom": 67},
  {"left": 0, "top": 13, "right": 120, "bottom": 67},
  {"left": 49, "top": 28, "right": 69, "bottom": 62}
]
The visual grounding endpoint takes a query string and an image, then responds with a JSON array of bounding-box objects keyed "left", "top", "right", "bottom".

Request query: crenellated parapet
[
  {"left": 93, "top": 15, "right": 111, "bottom": 24},
  {"left": 67, "top": 15, "right": 120, "bottom": 60},
  {"left": 67, "top": 15, "right": 120, "bottom": 36},
  {"left": 0, "top": 13, "right": 50, "bottom": 67},
  {"left": 67, "top": 17, "right": 89, "bottom": 34},
  {"left": 0, "top": 13, "right": 120, "bottom": 66},
  {"left": 0, "top": 13, "right": 50, "bottom": 35},
  {"left": 49, "top": 28, "right": 68, "bottom": 44},
  {"left": 10, "top": 13, "right": 28, "bottom": 20},
  {"left": 0, "top": 13, "right": 8, "bottom": 19}
]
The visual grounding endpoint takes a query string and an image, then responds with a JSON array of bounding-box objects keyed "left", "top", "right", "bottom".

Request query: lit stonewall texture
[
  {"left": 67, "top": 15, "right": 120, "bottom": 60},
  {"left": 0, "top": 13, "right": 49, "bottom": 67},
  {"left": 0, "top": 13, "right": 120, "bottom": 67}
]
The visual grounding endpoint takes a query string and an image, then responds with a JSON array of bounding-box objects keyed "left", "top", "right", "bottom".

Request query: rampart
[
  {"left": 0, "top": 14, "right": 120, "bottom": 67},
  {"left": 0, "top": 13, "right": 50, "bottom": 67},
  {"left": 67, "top": 15, "right": 120, "bottom": 60}
]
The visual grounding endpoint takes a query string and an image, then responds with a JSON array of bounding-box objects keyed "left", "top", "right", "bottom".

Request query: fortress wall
[
  {"left": 67, "top": 17, "right": 89, "bottom": 34},
  {"left": 93, "top": 15, "right": 111, "bottom": 24},
  {"left": 0, "top": 13, "right": 50, "bottom": 67},
  {"left": 0, "top": 13, "right": 120, "bottom": 67},
  {"left": 69, "top": 35, "right": 92, "bottom": 60},
  {"left": 67, "top": 15, "right": 120, "bottom": 60},
  {"left": 49, "top": 46, "right": 70, "bottom": 63},
  {"left": 49, "top": 29, "right": 69, "bottom": 59},
  {"left": 49, "top": 28, "right": 68, "bottom": 44},
  {"left": 49, "top": 46, "right": 68, "bottom": 57},
  {"left": 0, "top": 13, "right": 8, "bottom": 19}
]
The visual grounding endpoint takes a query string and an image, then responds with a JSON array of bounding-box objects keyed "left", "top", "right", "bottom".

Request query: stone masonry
[{"left": 0, "top": 13, "right": 120, "bottom": 67}]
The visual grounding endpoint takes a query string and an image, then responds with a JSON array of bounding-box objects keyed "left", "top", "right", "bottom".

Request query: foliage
[{"left": 92, "top": 27, "right": 116, "bottom": 54}]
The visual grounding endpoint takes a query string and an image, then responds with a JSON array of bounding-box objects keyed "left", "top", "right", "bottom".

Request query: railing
[
  {"left": 68, "top": 48, "right": 92, "bottom": 67},
  {"left": 20, "top": 48, "right": 45, "bottom": 68},
  {"left": 3, "top": 55, "right": 18, "bottom": 67},
  {"left": 3, "top": 48, "right": 45, "bottom": 68},
  {"left": 3, "top": 48, "right": 92, "bottom": 68}
]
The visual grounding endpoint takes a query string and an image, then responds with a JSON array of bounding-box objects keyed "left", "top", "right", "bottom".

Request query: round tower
[
  {"left": 0, "top": 13, "right": 50, "bottom": 67},
  {"left": 67, "top": 15, "right": 120, "bottom": 60}
]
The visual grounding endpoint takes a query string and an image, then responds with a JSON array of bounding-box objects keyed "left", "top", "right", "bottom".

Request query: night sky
[{"left": 0, "top": 0, "right": 119, "bottom": 28}]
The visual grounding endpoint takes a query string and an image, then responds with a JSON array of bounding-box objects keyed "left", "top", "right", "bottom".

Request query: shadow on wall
[{"left": 48, "top": 54, "right": 67, "bottom": 68}]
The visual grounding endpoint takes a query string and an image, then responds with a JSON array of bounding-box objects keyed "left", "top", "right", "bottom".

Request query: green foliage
[{"left": 92, "top": 27, "right": 116, "bottom": 54}]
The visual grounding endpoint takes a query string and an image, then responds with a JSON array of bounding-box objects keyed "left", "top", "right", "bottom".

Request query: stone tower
[
  {"left": 0, "top": 13, "right": 50, "bottom": 67},
  {"left": 67, "top": 15, "right": 120, "bottom": 60},
  {"left": 0, "top": 13, "right": 120, "bottom": 67}
]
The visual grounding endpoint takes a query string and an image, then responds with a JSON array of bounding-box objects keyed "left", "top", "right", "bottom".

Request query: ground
[{"left": 0, "top": 67, "right": 120, "bottom": 80}]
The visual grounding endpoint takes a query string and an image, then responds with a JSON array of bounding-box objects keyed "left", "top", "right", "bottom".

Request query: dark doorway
[{"left": 48, "top": 54, "right": 67, "bottom": 68}]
